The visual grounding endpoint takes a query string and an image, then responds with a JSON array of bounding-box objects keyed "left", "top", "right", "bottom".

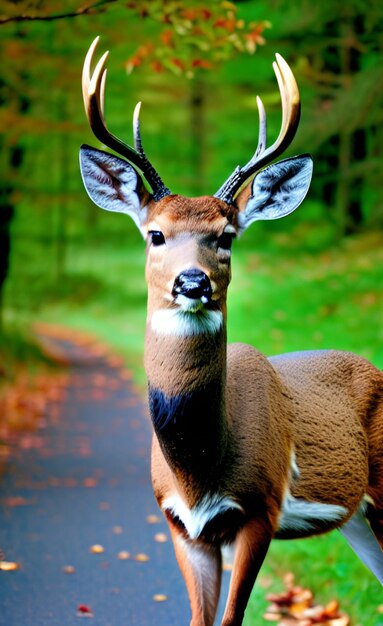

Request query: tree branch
[{"left": 0, "top": 0, "right": 118, "bottom": 25}]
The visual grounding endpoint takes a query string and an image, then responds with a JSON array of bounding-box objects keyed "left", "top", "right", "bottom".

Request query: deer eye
[
  {"left": 149, "top": 230, "right": 165, "bottom": 246},
  {"left": 217, "top": 232, "right": 235, "bottom": 251}
]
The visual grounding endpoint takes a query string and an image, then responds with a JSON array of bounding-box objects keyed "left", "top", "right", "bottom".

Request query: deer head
[{"left": 80, "top": 37, "right": 313, "bottom": 332}]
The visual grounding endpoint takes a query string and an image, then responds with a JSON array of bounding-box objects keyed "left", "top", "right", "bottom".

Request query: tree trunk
[
  {"left": 189, "top": 78, "right": 207, "bottom": 195},
  {"left": 0, "top": 31, "right": 31, "bottom": 326},
  {"left": 319, "top": 14, "right": 366, "bottom": 237}
]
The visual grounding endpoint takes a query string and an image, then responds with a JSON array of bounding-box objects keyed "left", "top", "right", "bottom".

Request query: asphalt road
[{"left": 0, "top": 330, "right": 229, "bottom": 626}]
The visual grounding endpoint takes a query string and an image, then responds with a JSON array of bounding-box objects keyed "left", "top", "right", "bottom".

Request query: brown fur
[{"left": 147, "top": 195, "right": 236, "bottom": 228}]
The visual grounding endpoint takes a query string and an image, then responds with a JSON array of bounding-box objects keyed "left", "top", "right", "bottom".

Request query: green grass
[
  {"left": 229, "top": 226, "right": 383, "bottom": 368},
  {"left": 3, "top": 207, "right": 383, "bottom": 623}
]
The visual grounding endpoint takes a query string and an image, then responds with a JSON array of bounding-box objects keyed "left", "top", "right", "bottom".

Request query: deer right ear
[
  {"left": 79, "top": 144, "right": 150, "bottom": 230},
  {"left": 235, "top": 155, "right": 313, "bottom": 232}
]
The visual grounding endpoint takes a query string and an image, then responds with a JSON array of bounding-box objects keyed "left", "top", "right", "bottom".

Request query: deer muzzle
[{"left": 172, "top": 269, "right": 212, "bottom": 304}]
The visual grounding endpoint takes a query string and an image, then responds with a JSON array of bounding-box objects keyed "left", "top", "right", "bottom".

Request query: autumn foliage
[
  {"left": 264, "top": 573, "right": 350, "bottom": 626},
  {"left": 125, "top": 1, "right": 270, "bottom": 77}
]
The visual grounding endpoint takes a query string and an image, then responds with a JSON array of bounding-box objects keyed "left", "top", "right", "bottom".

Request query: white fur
[
  {"left": 177, "top": 535, "right": 218, "bottom": 584},
  {"left": 290, "top": 448, "right": 300, "bottom": 480},
  {"left": 175, "top": 294, "right": 207, "bottom": 312},
  {"left": 176, "top": 536, "right": 222, "bottom": 623},
  {"left": 163, "top": 493, "right": 244, "bottom": 540},
  {"left": 151, "top": 308, "right": 223, "bottom": 337},
  {"left": 278, "top": 490, "right": 348, "bottom": 533}
]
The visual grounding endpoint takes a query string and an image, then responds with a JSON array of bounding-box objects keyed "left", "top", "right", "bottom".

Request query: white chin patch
[
  {"left": 151, "top": 307, "right": 223, "bottom": 337},
  {"left": 175, "top": 294, "right": 206, "bottom": 312}
]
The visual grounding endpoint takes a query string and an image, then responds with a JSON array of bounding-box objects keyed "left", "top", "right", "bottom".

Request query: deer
[{"left": 80, "top": 37, "right": 383, "bottom": 626}]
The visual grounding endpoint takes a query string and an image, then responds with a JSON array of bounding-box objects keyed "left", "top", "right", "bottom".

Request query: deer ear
[
  {"left": 236, "top": 155, "right": 313, "bottom": 232},
  {"left": 79, "top": 144, "right": 150, "bottom": 230}
]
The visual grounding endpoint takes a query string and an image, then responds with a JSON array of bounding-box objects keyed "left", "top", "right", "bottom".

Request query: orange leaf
[{"left": 0, "top": 561, "right": 20, "bottom": 571}]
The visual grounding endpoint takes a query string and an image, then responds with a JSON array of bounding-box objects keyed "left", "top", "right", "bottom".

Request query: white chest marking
[
  {"left": 151, "top": 308, "right": 223, "bottom": 337},
  {"left": 162, "top": 493, "right": 244, "bottom": 540}
]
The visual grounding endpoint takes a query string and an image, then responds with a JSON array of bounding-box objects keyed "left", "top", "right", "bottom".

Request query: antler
[
  {"left": 82, "top": 37, "right": 171, "bottom": 202},
  {"left": 214, "top": 54, "right": 301, "bottom": 205}
]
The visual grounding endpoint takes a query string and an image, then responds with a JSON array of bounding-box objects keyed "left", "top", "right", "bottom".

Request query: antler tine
[
  {"left": 82, "top": 37, "right": 170, "bottom": 201},
  {"left": 269, "top": 53, "right": 300, "bottom": 158},
  {"left": 84, "top": 41, "right": 138, "bottom": 164},
  {"left": 253, "top": 96, "right": 267, "bottom": 160},
  {"left": 82, "top": 36, "right": 98, "bottom": 111},
  {"left": 100, "top": 66, "right": 107, "bottom": 117},
  {"left": 88, "top": 49, "right": 109, "bottom": 129},
  {"left": 214, "top": 54, "right": 301, "bottom": 205},
  {"left": 133, "top": 101, "right": 144, "bottom": 156}
]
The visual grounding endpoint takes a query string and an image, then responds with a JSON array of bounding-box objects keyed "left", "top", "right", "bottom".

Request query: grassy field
[{"left": 3, "top": 202, "right": 383, "bottom": 624}]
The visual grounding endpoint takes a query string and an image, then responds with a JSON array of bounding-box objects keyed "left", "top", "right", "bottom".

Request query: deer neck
[{"left": 145, "top": 308, "right": 229, "bottom": 497}]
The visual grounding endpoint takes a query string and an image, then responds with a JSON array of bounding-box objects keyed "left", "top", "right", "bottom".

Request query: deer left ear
[
  {"left": 79, "top": 144, "right": 151, "bottom": 231},
  {"left": 236, "top": 155, "right": 313, "bottom": 232}
]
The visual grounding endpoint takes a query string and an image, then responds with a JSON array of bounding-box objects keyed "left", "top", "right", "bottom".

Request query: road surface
[{"left": 0, "top": 328, "right": 230, "bottom": 625}]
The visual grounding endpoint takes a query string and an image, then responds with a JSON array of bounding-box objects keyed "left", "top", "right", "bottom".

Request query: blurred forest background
[{"left": 0, "top": 1, "right": 382, "bottom": 623}]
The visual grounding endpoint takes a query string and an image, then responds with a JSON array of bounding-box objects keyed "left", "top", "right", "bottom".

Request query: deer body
[{"left": 80, "top": 38, "right": 383, "bottom": 626}]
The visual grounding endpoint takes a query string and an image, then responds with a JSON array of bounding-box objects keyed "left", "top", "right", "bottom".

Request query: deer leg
[
  {"left": 221, "top": 516, "right": 273, "bottom": 626},
  {"left": 339, "top": 506, "right": 383, "bottom": 584},
  {"left": 168, "top": 521, "right": 222, "bottom": 626}
]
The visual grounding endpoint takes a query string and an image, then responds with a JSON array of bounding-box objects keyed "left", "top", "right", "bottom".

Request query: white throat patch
[
  {"left": 162, "top": 493, "right": 244, "bottom": 540},
  {"left": 151, "top": 308, "right": 223, "bottom": 337}
]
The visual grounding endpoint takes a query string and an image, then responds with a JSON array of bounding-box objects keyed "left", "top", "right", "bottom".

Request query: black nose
[{"left": 172, "top": 269, "right": 212, "bottom": 301}]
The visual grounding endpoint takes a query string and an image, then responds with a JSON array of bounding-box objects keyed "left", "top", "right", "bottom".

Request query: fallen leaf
[
  {"left": 83, "top": 477, "right": 97, "bottom": 488},
  {"left": 134, "top": 553, "right": 149, "bottom": 562},
  {"left": 0, "top": 561, "right": 20, "bottom": 571},
  {"left": 278, "top": 617, "right": 314, "bottom": 626},
  {"left": 324, "top": 600, "right": 340, "bottom": 616},
  {"left": 154, "top": 533, "right": 168, "bottom": 543},
  {"left": 264, "top": 576, "right": 350, "bottom": 626},
  {"left": 327, "top": 616, "right": 350, "bottom": 626},
  {"left": 266, "top": 590, "right": 295, "bottom": 606},
  {"left": 146, "top": 514, "right": 160, "bottom": 524},
  {"left": 2, "top": 496, "right": 32, "bottom": 507},
  {"left": 153, "top": 594, "right": 168, "bottom": 602},
  {"left": 117, "top": 551, "right": 130, "bottom": 560},
  {"left": 89, "top": 544, "right": 104, "bottom": 554},
  {"left": 76, "top": 604, "right": 94, "bottom": 618},
  {"left": 62, "top": 565, "right": 75, "bottom": 574}
]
